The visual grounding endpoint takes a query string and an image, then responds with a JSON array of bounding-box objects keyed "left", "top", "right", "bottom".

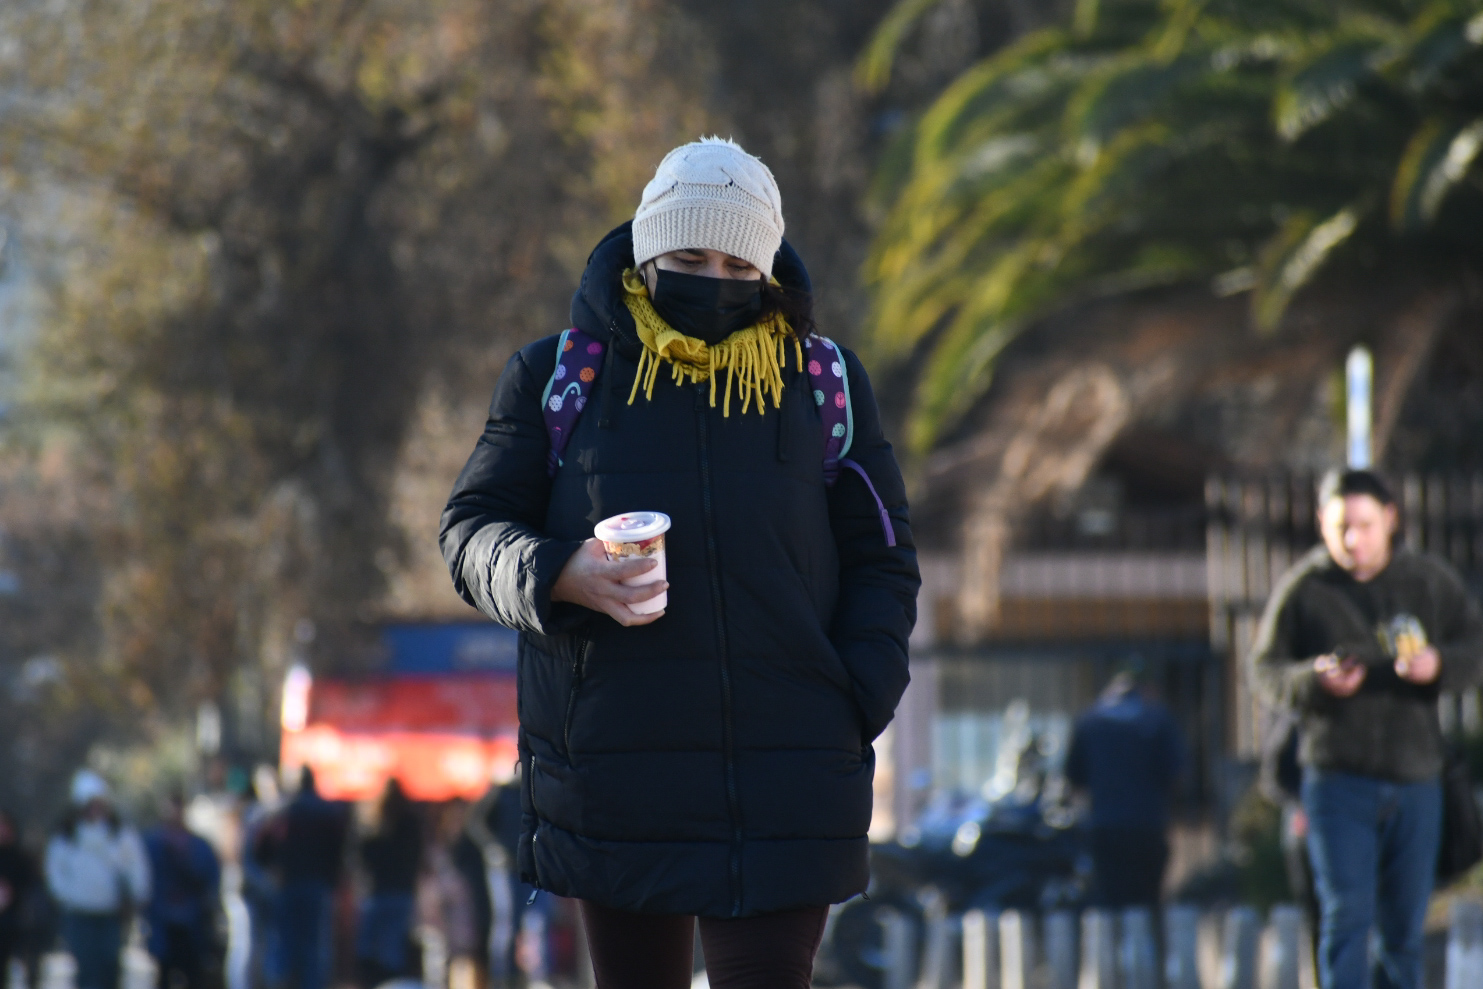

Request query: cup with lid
[{"left": 594, "top": 511, "right": 671, "bottom": 615}]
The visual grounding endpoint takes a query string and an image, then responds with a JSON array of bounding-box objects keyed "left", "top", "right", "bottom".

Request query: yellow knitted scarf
[{"left": 622, "top": 269, "right": 803, "bottom": 416}]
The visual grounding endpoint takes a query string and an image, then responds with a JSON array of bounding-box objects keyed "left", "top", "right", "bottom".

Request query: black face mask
[{"left": 649, "top": 268, "right": 764, "bottom": 344}]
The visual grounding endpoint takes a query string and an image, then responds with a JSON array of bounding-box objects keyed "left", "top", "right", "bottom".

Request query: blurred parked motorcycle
[{"left": 815, "top": 735, "right": 1088, "bottom": 989}]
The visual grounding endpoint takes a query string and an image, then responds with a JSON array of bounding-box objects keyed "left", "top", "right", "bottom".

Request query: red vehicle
[{"left": 279, "top": 623, "right": 520, "bottom": 801}]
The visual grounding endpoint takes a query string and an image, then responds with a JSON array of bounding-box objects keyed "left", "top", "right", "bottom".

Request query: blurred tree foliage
[
  {"left": 0, "top": 0, "right": 990, "bottom": 796},
  {"left": 861, "top": 0, "right": 1483, "bottom": 453},
  {"left": 0, "top": 0, "right": 715, "bottom": 756}
]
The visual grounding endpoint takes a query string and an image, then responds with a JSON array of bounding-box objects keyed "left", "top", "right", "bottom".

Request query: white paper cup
[{"left": 594, "top": 512, "right": 671, "bottom": 615}]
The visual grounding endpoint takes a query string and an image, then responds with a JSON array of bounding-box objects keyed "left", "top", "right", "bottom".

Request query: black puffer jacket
[{"left": 440, "top": 224, "right": 919, "bottom": 918}]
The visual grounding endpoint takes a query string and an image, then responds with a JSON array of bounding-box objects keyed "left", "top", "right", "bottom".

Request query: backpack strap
[
  {"left": 541, "top": 328, "right": 606, "bottom": 477},
  {"left": 542, "top": 328, "right": 895, "bottom": 546},
  {"left": 806, "top": 335, "right": 895, "bottom": 547},
  {"left": 804, "top": 335, "right": 852, "bottom": 483},
  {"left": 840, "top": 458, "right": 898, "bottom": 548}
]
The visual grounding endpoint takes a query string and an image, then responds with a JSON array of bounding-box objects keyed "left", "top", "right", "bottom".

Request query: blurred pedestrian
[
  {"left": 144, "top": 792, "right": 223, "bottom": 989},
  {"left": 354, "top": 780, "right": 421, "bottom": 987},
  {"left": 240, "top": 771, "right": 280, "bottom": 989},
  {"left": 464, "top": 781, "right": 523, "bottom": 988},
  {"left": 0, "top": 809, "right": 38, "bottom": 989},
  {"left": 1065, "top": 666, "right": 1185, "bottom": 908},
  {"left": 1249, "top": 469, "right": 1483, "bottom": 989},
  {"left": 448, "top": 821, "right": 489, "bottom": 989},
  {"left": 421, "top": 803, "right": 476, "bottom": 989},
  {"left": 44, "top": 770, "right": 151, "bottom": 989},
  {"left": 260, "top": 768, "right": 347, "bottom": 989},
  {"left": 441, "top": 135, "right": 918, "bottom": 989}
]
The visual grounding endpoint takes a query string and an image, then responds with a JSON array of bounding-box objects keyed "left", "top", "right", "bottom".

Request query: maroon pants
[{"left": 579, "top": 900, "right": 829, "bottom": 989}]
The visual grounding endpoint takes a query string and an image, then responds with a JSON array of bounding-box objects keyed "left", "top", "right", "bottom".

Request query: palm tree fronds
[
  {"left": 1273, "top": 36, "right": 1390, "bottom": 140},
  {"left": 855, "top": 0, "right": 946, "bottom": 94},
  {"left": 1251, "top": 205, "right": 1361, "bottom": 331},
  {"left": 1391, "top": 116, "right": 1483, "bottom": 229},
  {"left": 1064, "top": 55, "right": 1203, "bottom": 159},
  {"left": 1396, "top": 13, "right": 1480, "bottom": 89},
  {"left": 864, "top": 0, "right": 1483, "bottom": 451},
  {"left": 913, "top": 30, "right": 1078, "bottom": 165}
]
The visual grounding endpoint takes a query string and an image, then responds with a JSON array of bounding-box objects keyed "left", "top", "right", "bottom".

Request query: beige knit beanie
[{"left": 632, "top": 137, "right": 785, "bottom": 279}]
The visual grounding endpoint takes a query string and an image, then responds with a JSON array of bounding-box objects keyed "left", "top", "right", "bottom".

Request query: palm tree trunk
[
  {"left": 955, "top": 364, "right": 1130, "bottom": 643},
  {"left": 1372, "top": 286, "right": 1465, "bottom": 464}
]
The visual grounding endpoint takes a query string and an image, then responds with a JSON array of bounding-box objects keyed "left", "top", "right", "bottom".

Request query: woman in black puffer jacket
[{"left": 440, "top": 138, "right": 919, "bottom": 989}]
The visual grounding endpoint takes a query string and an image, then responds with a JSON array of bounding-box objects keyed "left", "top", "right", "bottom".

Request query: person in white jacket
[{"left": 45, "top": 771, "right": 151, "bottom": 989}]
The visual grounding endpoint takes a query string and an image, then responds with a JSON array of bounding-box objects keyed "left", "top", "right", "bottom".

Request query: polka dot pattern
[
  {"left": 543, "top": 328, "right": 606, "bottom": 477},
  {"left": 804, "top": 333, "right": 851, "bottom": 483},
  {"left": 542, "top": 328, "right": 856, "bottom": 492}
]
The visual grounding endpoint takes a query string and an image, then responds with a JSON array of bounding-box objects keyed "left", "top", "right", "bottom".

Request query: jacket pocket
[
  {"left": 826, "top": 642, "right": 876, "bottom": 741},
  {"left": 519, "top": 633, "right": 584, "bottom": 746},
  {"left": 819, "top": 636, "right": 855, "bottom": 695}
]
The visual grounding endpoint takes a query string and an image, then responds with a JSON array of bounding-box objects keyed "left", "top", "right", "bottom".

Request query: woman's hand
[{"left": 551, "top": 538, "right": 667, "bottom": 626}]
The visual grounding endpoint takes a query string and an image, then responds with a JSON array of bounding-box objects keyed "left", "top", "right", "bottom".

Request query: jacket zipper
[
  {"left": 696, "top": 385, "right": 743, "bottom": 917},
  {"left": 526, "top": 750, "right": 544, "bottom": 892},
  {"left": 564, "top": 640, "right": 591, "bottom": 757}
]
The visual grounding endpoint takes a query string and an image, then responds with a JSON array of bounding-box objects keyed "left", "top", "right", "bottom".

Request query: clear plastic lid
[{"left": 594, "top": 511, "right": 672, "bottom": 543}]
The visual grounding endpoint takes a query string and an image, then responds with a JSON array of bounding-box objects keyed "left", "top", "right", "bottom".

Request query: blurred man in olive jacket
[{"left": 1248, "top": 470, "right": 1483, "bottom": 989}]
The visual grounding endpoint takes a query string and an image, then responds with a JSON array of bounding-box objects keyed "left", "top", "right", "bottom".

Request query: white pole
[
  {"left": 1264, "top": 905, "right": 1303, "bottom": 989},
  {"left": 1346, "top": 345, "right": 1373, "bottom": 469},
  {"left": 1079, "top": 910, "right": 1116, "bottom": 989},
  {"left": 1222, "top": 907, "right": 1261, "bottom": 989},
  {"left": 1000, "top": 911, "right": 1032, "bottom": 989},
  {"left": 962, "top": 909, "right": 994, "bottom": 989},
  {"left": 1448, "top": 899, "right": 1483, "bottom": 989},
  {"left": 1163, "top": 904, "right": 1200, "bottom": 989},
  {"left": 1119, "top": 908, "right": 1158, "bottom": 989},
  {"left": 915, "top": 891, "right": 955, "bottom": 989},
  {"left": 1043, "top": 911, "right": 1077, "bottom": 989},
  {"left": 882, "top": 908, "right": 917, "bottom": 989}
]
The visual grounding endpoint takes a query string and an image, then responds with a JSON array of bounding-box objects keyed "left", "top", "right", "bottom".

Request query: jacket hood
[{"left": 569, "top": 221, "right": 813, "bottom": 359}]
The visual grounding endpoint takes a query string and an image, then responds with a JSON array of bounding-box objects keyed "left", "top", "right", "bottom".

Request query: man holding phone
[{"left": 1248, "top": 469, "right": 1483, "bottom": 989}]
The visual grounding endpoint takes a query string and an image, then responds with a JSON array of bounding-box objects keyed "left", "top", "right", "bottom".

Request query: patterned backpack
[{"left": 540, "top": 328, "right": 895, "bottom": 545}]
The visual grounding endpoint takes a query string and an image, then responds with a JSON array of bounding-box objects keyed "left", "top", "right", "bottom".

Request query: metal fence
[{"left": 862, "top": 897, "right": 1483, "bottom": 989}]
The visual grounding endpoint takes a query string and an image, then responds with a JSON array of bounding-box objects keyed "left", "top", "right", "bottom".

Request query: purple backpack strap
[
  {"left": 541, "top": 328, "right": 605, "bottom": 477},
  {"left": 806, "top": 335, "right": 895, "bottom": 547},
  {"left": 840, "top": 458, "right": 897, "bottom": 548}
]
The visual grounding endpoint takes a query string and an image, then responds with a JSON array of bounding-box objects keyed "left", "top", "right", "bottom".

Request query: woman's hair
[{"left": 760, "top": 280, "right": 815, "bottom": 340}]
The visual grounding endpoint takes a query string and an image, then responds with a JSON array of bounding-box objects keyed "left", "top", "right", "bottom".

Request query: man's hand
[
  {"left": 1396, "top": 646, "right": 1441, "bottom": 684},
  {"left": 1315, "top": 654, "right": 1366, "bottom": 697},
  {"left": 551, "top": 538, "right": 667, "bottom": 627}
]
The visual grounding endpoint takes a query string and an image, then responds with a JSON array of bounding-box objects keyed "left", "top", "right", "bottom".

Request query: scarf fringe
[{"left": 621, "top": 270, "right": 804, "bottom": 417}]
